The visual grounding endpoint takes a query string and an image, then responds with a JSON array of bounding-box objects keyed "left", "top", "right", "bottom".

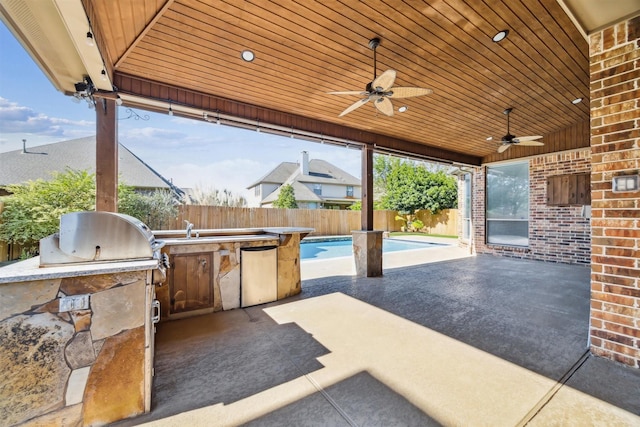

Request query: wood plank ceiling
[{"left": 84, "top": 0, "right": 591, "bottom": 165}]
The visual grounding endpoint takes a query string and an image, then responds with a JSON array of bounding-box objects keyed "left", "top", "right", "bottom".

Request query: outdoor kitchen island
[
  {"left": 153, "top": 227, "right": 313, "bottom": 322},
  {"left": 0, "top": 216, "right": 312, "bottom": 426}
]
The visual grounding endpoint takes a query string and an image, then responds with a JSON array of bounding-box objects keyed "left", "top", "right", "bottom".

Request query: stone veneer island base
[
  {"left": 152, "top": 227, "right": 312, "bottom": 321},
  {"left": 0, "top": 259, "right": 157, "bottom": 426}
]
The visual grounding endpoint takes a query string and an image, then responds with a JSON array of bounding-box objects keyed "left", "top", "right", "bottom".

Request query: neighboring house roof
[
  {"left": 298, "top": 159, "right": 361, "bottom": 186},
  {"left": 248, "top": 159, "right": 360, "bottom": 189},
  {"left": 262, "top": 181, "right": 322, "bottom": 204},
  {"left": 247, "top": 162, "right": 299, "bottom": 188},
  {"left": 0, "top": 136, "right": 181, "bottom": 195}
]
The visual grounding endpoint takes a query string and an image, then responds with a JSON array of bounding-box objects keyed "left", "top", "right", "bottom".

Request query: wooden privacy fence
[
  {"left": 167, "top": 206, "right": 458, "bottom": 237},
  {"left": 414, "top": 209, "right": 459, "bottom": 236},
  {"left": 0, "top": 206, "right": 457, "bottom": 261}
]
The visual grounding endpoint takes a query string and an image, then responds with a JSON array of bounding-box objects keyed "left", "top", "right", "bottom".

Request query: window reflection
[{"left": 486, "top": 162, "right": 529, "bottom": 246}]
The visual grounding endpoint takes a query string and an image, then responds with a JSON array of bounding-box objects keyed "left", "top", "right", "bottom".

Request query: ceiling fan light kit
[{"left": 329, "top": 37, "right": 433, "bottom": 117}]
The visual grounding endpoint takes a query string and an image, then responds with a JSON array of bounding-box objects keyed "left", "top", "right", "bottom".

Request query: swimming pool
[{"left": 300, "top": 237, "right": 446, "bottom": 260}]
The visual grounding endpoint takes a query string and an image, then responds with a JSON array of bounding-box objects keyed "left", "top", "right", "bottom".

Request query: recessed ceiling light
[
  {"left": 241, "top": 50, "right": 255, "bottom": 62},
  {"left": 492, "top": 30, "right": 509, "bottom": 43},
  {"left": 571, "top": 97, "right": 583, "bottom": 104},
  {"left": 398, "top": 106, "right": 408, "bottom": 113},
  {"left": 486, "top": 136, "right": 493, "bottom": 141}
]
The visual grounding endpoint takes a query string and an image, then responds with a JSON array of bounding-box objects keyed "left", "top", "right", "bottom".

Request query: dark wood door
[{"left": 169, "top": 252, "right": 212, "bottom": 314}]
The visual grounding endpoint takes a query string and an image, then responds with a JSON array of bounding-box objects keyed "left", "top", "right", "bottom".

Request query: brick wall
[
  {"left": 457, "top": 172, "right": 471, "bottom": 248},
  {"left": 466, "top": 149, "right": 591, "bottom": 264},
  {"left": 589, "top": 16, "right": 640, "bottom": 368},
  {"left": 530, "top": 151, "right": 592, "bottom": 264}
]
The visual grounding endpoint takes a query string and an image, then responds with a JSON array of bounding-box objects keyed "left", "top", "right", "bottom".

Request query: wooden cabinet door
[{"left": 169, "top": 252, "right": 212, "bottom": 313}]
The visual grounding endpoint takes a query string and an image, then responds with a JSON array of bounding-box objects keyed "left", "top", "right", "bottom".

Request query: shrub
[
  {"left": 0, "top": 169, "right": 95, "bottom": 255},
  {"left": 119, "top": 189, "right": 178, "bottom": 230}
]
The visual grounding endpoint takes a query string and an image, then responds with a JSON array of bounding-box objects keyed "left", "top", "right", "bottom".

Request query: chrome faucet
[{"left": 184, "top": 220, "right": 194, "bottom": 239}]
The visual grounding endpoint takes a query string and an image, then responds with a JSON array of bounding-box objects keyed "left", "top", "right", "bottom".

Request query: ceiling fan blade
[
  {"left": 328, "top": 90, "right": 368, "bottom": 96},
  {"left": 374, "top": 97, "right": 394, "bottom": 116},
  {"left": 518, "top": 140, "right": 545, "bottom": 146},
  {"left": 513, "top": 135, "right": 542, "bottom": 142},
  {"left": 339, "top": 97, "right": 370, "bottom": 117},
  {"left": 371, "top": 69, "right": 396, "bottom": 91},
  {"left": 389, "top": 87, "right": 433, "bottom": 98},
  {"left": 497, "top": 144, "right": 511, "bottom": 153}
]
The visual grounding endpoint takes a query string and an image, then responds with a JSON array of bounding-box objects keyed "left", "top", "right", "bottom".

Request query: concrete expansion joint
[
  {"left": 516, "top": 349, "right": 591, "bottom": 426},
  {"left": 265, "top": 326, "right": 359, "bottom": 426},
  {"left": 242, "top": 308, "right": 261, "bottom": 323},
  {"left": 305, "top": 372, "right": 359, "bottom": 427}
]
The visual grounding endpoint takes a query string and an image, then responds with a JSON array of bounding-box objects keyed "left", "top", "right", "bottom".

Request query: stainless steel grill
[{"left": 40, "top": 211, "right": 164, "bottom": 266}]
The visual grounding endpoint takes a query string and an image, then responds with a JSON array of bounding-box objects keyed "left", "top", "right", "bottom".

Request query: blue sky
[{"left": 0, "top": 23, "right": 361, "bottom": 199}]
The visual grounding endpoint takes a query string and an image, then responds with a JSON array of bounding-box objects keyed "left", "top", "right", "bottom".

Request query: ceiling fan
[
  {"left": 328, "top": 38, "right": 433, "bottom": 117},
  {"left": 496, "top": 108, "right": 544, "bottom": 153}
]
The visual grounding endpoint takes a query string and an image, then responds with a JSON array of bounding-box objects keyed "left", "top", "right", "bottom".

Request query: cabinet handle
[{"left": 151, "top": 300, "right": 161, "bottom": 324}]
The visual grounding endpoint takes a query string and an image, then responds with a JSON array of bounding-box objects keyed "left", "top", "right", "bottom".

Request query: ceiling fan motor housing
[
  {"left": 495, "top": 107, "right": 543, "bottom": 152},
  {"left": 328, "top": 37, "right": 433, "bottom": 117}
]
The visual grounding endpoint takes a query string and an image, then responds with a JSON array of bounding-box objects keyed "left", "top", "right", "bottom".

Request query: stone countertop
[
  {"left": 159, "top": 234, "right": 278, "bottom": 245},
  {"left": 261, "top": 227, "right": 315, "bottom": 234},
  {"left": 0, "top": 256, "right": 158, "bottom": 284},
  {"left": 153, "top": 227, "right": 314, "bottom": 239}
]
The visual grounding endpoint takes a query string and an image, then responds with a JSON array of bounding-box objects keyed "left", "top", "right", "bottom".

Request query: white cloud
[
  {"left": 0, "top": 97, "right": 93, "bottom": 135},
  {"left": 120, "top": 126, "right": 187, "bottom": 142},
  {"left": 0, "top": 98, "right": 95, "bottom": 152}
]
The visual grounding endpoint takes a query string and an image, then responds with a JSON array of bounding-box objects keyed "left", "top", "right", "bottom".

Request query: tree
[
  {"left": 272, "top": 184, "right": 298, "bottom": 208},
  {"left": 373, "top": 155, "right": 402, "bottom": 199},
  {"left": 380, "top": 160, "right": 457, "bottom": 214}
]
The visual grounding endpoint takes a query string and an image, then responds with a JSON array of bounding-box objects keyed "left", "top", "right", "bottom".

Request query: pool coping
[{"left": 300, "top": 235, "right": 453, "bottom": 261}]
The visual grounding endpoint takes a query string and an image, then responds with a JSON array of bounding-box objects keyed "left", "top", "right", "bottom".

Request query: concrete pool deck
[
  {"left": 301, "top": 235, "right": 471, "bottom": 280},
  {"left": 115, "top": 246, "right": 640, "bottom": 426}
]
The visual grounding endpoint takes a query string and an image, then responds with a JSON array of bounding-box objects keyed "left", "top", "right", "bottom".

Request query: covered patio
[
  {"left": 117, "top": 255, "right": 640, "bottom": 426},
  {"left": 1, "top": 1, "right": 639, "bottom": 425}
]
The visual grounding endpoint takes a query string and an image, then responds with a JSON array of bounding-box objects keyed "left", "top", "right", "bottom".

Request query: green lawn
[{"left": 390, "top": 232, "right": 457, "bottom": 239}]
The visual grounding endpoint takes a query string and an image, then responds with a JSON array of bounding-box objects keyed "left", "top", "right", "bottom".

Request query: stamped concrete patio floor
[{"left": 121, "top": 254, "right": 640, "bottom": 426}]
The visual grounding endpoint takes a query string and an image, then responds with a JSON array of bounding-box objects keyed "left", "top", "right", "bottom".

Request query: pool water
[{"left": 300, "top": 237, "right": 445, "bottom": 260}]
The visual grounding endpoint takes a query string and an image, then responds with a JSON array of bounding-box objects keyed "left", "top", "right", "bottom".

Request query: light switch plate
[
  {"left": 59, "top": 294, "right": 90, "bottom": 312},
  {"left": 612, "top": 175, "right": 639, "bottom": 193}
]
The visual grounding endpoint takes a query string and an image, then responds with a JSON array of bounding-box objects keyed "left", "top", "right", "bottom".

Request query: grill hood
[{"left": 40, "top": 211, "right": 163, "bottom": 266}]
